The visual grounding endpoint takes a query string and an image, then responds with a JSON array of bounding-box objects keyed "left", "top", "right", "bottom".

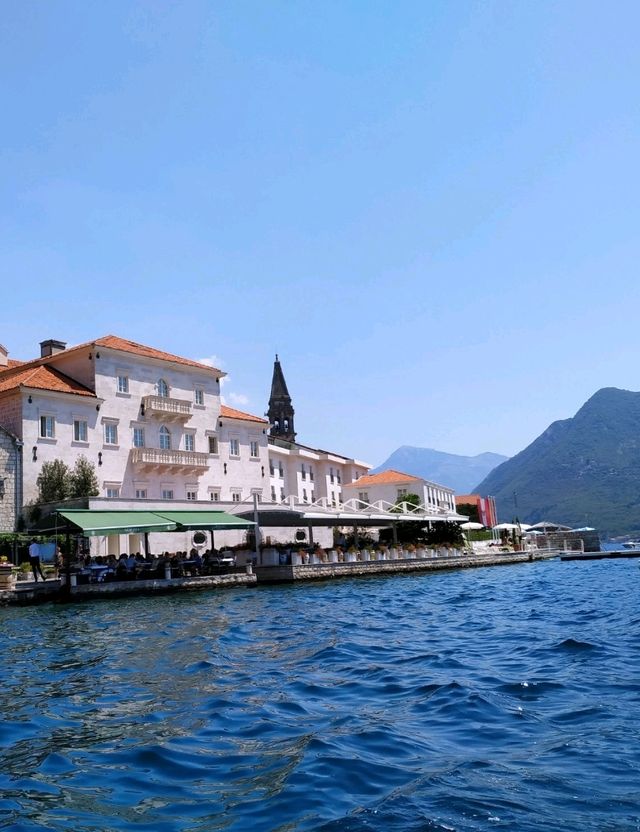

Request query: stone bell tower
[{"left": 267, "top": 355, "right": 296, "bottom": 442}]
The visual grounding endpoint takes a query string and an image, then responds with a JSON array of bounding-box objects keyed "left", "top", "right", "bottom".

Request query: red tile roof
[
  {"left": 346, "top": 469, "right": 422, "bottom": 488},
  {"left": 220, "top": 404, "right": 268, "bottom": 424},
  {"left": 0, "top": 365, "right": 96, "bottom": 397},
  {"left": 91, "top": 335, "right": 223, "bottom": 373}
]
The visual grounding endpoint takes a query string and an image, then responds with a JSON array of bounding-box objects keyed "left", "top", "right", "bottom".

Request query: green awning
[
  {"left": 153, "top": 510, "right": 255, "bottom": 531},
  {"left": 55, "top": 510, "right": 178, "bottom": 537}
]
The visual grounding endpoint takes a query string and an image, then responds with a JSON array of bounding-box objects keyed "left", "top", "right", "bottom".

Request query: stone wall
[
  {"left": 0, "top": 427, "right": 18, "bottom": 532},
  {"left": 255, "top": 549, "right": 556, "bottom": 583}
]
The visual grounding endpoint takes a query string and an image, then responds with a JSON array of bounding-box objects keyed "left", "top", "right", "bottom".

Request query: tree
[
  {"left": 390, "top": 493, "right": 422, "bottom": 513},
  {"left": 69, "top": 455, "right": 100, "bottom": 498},
  {"left": 424, "top": 521, "right": 465, "bottom": 548},
  {"left": 456, "top": 502, "right": 480, "bottom": 523},
  {"left": 36, "top": 460, "right": 71, "bottom": 503}
]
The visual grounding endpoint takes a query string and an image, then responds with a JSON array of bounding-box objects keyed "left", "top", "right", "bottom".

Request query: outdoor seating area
[{"left": 70, "top": 549, "right": 238, "bottom": 584}]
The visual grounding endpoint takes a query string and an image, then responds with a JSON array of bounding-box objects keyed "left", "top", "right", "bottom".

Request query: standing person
[{"left": 28, "top": 539, "right": 46, "bottom": 582}]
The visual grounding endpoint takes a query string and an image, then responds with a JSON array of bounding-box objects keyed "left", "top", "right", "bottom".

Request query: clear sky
[{"left": 2, "top": 1, "right": 639, "bottom": 466}]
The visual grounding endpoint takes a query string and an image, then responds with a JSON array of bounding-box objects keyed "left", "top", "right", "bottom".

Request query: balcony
[
  {"left": 131, "top": 448, "right": 209, "bottom": 472},
  {"left": 142, "top": 395, "right": 192, "bottom": 420}
]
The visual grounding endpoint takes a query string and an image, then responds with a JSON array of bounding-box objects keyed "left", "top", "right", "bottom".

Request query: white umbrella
[
  {"left": 460, "top": 522, "right": 485, "bottom": 530},
  {"left": 518, "top": 523, "right": 532, "bottom": 531},
  {"left": 493, "top": 523, "right": 521, "bottom": 531}
]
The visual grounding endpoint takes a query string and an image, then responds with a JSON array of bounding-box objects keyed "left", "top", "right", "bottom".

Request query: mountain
[
  {"left": 372, "top": 446, "right": 508, "bottom": 493},
  {"left": 474, "top": 387, "right": 640, "bottom": 536}
]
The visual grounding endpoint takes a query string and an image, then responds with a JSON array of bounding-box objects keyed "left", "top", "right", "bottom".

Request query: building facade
[
  {"left": 342, "top": 469, "right": 457, "bottom": 514},
  {"left": 0, "top": 425, "right": 21, "bottom": 532},
  {"left": 455, "top": 494, "right": 497, "bottom": 528},
  {"left": 0, "top": 336, "right": 270, "bottom": 549}
]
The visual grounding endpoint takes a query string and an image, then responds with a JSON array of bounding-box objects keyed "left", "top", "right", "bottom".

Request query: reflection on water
[{"left": 1, "top": 561, "right": 639, "bottom": 831}]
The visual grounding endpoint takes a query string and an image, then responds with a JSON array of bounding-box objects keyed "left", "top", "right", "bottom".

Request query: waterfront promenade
[{"left": 1, "top": 548, "right": 558, "bottom": 605}]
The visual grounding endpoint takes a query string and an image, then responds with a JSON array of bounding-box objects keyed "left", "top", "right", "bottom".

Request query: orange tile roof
[
  {"left": 220, "top": 404, "right": 268, "bottom": 424},
  {"left": 92, "top": 335, "right": 223, "bottom": 373},
  {"left": 0, "top": 334, "right": 223, "bottom": 379},
  {"left": 347, "top": 469, "right": 422, "bottom": 488},
  {"left": 0, "top": 365, "right": 96, "bottom": 397}
]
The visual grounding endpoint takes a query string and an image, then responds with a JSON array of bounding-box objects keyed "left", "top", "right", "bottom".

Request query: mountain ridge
[
  {"left": 372, "top": 446, "right": 508, "bottom": 493},
  {"left": 474, "top": 387, "right": 640, "bottom": 536}
]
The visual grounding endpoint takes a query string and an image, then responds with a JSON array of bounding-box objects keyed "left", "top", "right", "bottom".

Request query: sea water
[{"left": 1, "top": 559, "right": 639, "bottom": 831}]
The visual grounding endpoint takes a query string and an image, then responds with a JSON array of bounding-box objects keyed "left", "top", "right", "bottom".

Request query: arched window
[
  {"left": 158, "top": 379, "right": 169, "bottom": 398},
  {"left": 274, "top": 419, "right": 280, "bottom": 430},
  {"left": 159, "top": 426, "right": 171, "bottom": 450},
  {"left": 283, "top": 418, "right": 289, "bottom": 431}
]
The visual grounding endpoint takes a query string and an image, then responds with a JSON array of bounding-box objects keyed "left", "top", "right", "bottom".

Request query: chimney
[
  {"left": 40, "top": 339, "right": 67, "bottom": 358},
  {"left": 0, "top": 343, "right": 7, "bottom": 367}
]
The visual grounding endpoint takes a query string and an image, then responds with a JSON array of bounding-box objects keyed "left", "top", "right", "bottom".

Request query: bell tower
[{"left": 268, "top": 354, "right": 296, "bottom": 442}]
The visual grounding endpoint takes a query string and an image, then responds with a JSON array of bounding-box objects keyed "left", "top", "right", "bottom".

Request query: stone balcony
[
  {"left": 130, "top": 448, "right": 209, "bottom": 472},
  {"left": 141, "top": 395, "right": 192, "bottom": 420}
]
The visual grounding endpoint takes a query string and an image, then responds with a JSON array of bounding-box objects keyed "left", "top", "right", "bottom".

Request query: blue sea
[{"left": 1, "top": 559, "right": 639, "bottom": 831}]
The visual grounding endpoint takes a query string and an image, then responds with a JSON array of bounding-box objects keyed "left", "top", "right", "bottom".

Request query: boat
[{"left": 622, "top": 541, "right": 640, "bottom": 550}]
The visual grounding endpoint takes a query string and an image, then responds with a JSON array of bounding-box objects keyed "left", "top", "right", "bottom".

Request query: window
[
  {"left": 117, "top": 375, "right": 129, "bottom": 394},
  {"left": 73, "top": 419, "right": 87, "bottom": 442},
  {"left": 301, "top": 464, "right": 306, "bottom": 480},
  {"left": 186, "top": 490, "right": 197, "bottom": 501},
  {"left": 229, "top": 438, "right": 240, "bottom": 457},
  {"left": 162, "top": 489, "right": 174, "bottom": 500},
  {"left": 184, "top": 433, "right": 195, "bottom": 452},
  {"left": 159, "top": 426, "right": 171, "bottom": 450},
  {"left": 208, "top": 435, "right": 218, "bottom": 454},
  {"left": 133, "top": 427, "right": 145, "bottom": 448},
  {"left": 337, "top": 471, "right": 341, "bottom": 484},
  {"left": 209, "top": 491, "right": 220, "bottom": 502},
  {"left": 157, "top": 379, "right": 169, "bottom": 398},
  {"left": 330, "top": 467, "right": 335, "bottom": 484},
  {"left": 303, "top": 488, "right": 308, "bottom": 503},
  {"left": 311, "top": 491, "right": 315, "bottom": 502},
  {"left": 135, "top": 489, "right": 147, "bottom": 499},
  {"left": 280, "top": 488, "right": 285, "bottom": 501},
  {"left": 106, "top": 487, "right": 120, "bottom": 498},
  {"left": 309, "top": 466, "right": 314, "bottom": 482},
  {"left": 331, "top": 494, "right": 337, "bottom": 507},
  {"left": 397, "top": 488, "right": 408, "bottom": 499},
  {"left": 269, "top": 461, "right": 274, "bottom": 476},
  {"left": 270, "top": 486, "right": 276, "bottom": 501},
  {"left": 40, "top": 415, "right": 55, "bottom": 439},
  {"left": 194, "top": 389, "right": 204, "bottom": 406},
  {"left": 231, "top": 491, "right": 241, "bottom": 502},
  {"left": 279, "top": 464, "right": 284, "bottom": 478},
  {"left": 359, "top": 492, "right": 370, "bottom": 506},
  {"left": 250, "top": 440, "right": 259, "bottom": 458},
  {"left": 104, "top": 423, "right": 118, "bottom": 445}
]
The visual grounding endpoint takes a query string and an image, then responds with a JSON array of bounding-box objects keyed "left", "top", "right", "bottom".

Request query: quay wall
[{"left": 255, "top": 549, "right": 558, "bottom": 583}]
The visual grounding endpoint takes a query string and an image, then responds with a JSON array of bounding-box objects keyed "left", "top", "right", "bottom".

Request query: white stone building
[
  {"left": 341, "top": 469, "right": 457, "bottom": 514},
  {"left": 0, "top": 335, "right": 269, "bottom": 550}
]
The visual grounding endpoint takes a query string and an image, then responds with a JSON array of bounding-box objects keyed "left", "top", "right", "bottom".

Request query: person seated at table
[
  {"left": 116, "top": 554, "right": 129, "bottom": 580},
  {"left": 170, "top": 554, "right": 183, "bottom": 577},
  {"left": 125, "top": 552, "right": 137, "bottom": 573},
  {"left": 189, "top": 550, "right": 203, "bottom": 575}
]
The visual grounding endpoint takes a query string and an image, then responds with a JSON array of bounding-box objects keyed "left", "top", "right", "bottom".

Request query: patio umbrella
[
  {"left": 493, "top": 523, "right": 521, "bottom": 531},
  {"left": 460, "top": 522, "right": 485, "bottom": 530}
]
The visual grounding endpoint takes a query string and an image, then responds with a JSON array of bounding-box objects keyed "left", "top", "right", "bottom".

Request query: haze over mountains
[
  {"left": 475, "top": 387, "right": 640, "bottom": 537},
  {"left": 372, "top": 447, "right": 508, "bottom": 494}
]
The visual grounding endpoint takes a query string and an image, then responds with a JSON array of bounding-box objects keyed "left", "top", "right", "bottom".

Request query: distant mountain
[
  {"left": 372, "top": 446, "right": 508, "bottom": 493},
  {"left": 475, "top": 387, "right": 640, "bottom": 537}
]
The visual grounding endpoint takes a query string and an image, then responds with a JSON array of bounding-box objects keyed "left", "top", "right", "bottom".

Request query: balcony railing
[
  {"left": 142, "top": 395, "right": 192, "bottom": 419},
  {"left": 131, "top": 448, "right": 209, "bottom": 469}
]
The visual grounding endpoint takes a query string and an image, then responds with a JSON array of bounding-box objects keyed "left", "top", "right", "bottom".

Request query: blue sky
[{"left": 2, "top": 1, "right": 639, "bottom": 466}]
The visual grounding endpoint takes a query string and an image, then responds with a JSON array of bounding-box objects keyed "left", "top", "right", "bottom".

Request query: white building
[
  {"left": 0, "top": 335, "right": 269, "bottom": 550},
  {"left": 341, "top": 469, "right": 457, "bottom": 515}
]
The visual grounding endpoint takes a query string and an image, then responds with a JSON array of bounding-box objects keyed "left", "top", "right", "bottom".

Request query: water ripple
[{"left": 0, "top": 560, "right": 639, "bottom": 831}]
